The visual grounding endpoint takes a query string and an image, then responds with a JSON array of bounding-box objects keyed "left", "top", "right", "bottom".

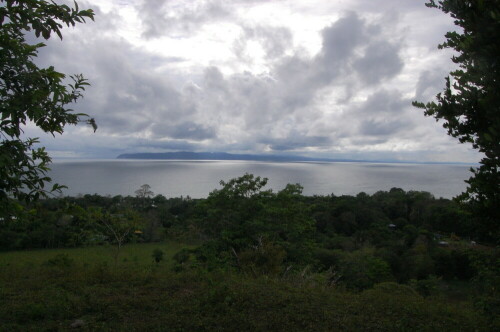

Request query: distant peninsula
[
  {"left": 116, "top": 151, "right": 359, "bottom": 163},
  {"left": 116, "top": 151, "right": 472, "bottom": 164}
]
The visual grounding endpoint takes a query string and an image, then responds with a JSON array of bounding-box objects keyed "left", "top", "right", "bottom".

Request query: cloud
[
  {"left": 133, "top": 139, "right": 199, "bottom": 152},
  {"left": 151, "top": 121, "right": 216, "bottom": 140},
  {"left": 345, "top": 90, "right": 414, "bottom": 143},
  {"left": 273, "top": 12, "right": 404, "bottom": 110},
  {"left": 34, "top": 23, "right": 199, "bottom": 137},
  {"left": 359, "top": 118, "right": 409, "bottom": 137},
  {"left": 234, "top": 25, "right": 293, "bottom": 60},
  {"left": 356, "top": 89, "right": 410, "bottom": 115},
  {"left": 414, "top": 70, "right": 448, "bottom": 101},
  {"left": 77, "top": 41, "right": 194, "bottom": 136},
  {"left": 148, "top": 12, "right": 415, "bottom": 154},
  {"left": 37, "top": 9, "right": 402, "bottom": 149},
  {"left": 353, "top": 41, "right": 404, "bottom": 85},
  {"left": 320, "top": 12, "right": 368, "bottom": 63},
  {"left": 259, "top": 133, "right": 332, "bottom": 151},
  {"left": 138, "top": 0, "right": 232, "bottom": 38},
  {"left": 21, "top": 0, "right": 479, "bottom": 163}
]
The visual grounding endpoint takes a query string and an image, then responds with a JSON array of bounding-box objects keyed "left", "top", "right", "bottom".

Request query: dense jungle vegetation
[{"left": 1, "top": 174, "right": 498, "bottom": 330}]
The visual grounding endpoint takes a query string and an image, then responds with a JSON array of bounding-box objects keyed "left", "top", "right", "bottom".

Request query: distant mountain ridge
[
  {"left": 116, "top": 151, "right": 473, "bottom": 164},
  {"left": 116, "top": 151, "right": 359, "bottom": 162}
]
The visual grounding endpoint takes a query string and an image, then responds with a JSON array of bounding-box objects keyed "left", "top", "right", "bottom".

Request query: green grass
[
  {"left": 0, "top": 242, "right": 192, "bottom": 268},
  {"left": 0, "top": 243, "right": 493, "bottom": 331}
]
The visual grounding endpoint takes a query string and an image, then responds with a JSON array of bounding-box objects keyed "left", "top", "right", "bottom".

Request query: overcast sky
[{"left": 27, "top": 0, "right": 481, "bottom": 162}]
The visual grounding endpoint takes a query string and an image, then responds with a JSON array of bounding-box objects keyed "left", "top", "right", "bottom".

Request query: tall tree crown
[
  {"left": 0, "top": 0, "right": 95, "bottom": 215},
  {"left": 413, "top": 0, "right": 500, "bottom": 241}
]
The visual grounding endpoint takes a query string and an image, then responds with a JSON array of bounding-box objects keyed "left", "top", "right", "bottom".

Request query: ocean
[{"left": 47, "top": 159, "right": 474, "bottom": 199}]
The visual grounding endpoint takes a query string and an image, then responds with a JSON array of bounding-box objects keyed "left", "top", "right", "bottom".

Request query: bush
[
  {"left": 173, "top": 248, "right": 192, "bottom": 265},
  {"left": 238, "top": 239, "right": 286, "bottom": 276},
  {"left": 433, "top": 248, "right": 476, "bottom": 280},
  {"left": 339, "top": 249, "right": 393, "bottom": 290},
  {"left": 409, "top": 275, "right": 441, "bottom": 297},
  {"left": 152, "top": 249, "right": 164, "bottom": 264},
  {"left": 312, "top": 248, "right": 343, "bottom": 271}
]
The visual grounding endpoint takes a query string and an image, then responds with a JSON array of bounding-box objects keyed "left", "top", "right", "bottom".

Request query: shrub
[
  {"left": 238, "top": 239, "right": 286, "bottom": 276},
  {"left": 152, "top": 249, "right": 164, "bottom": 264},
  {"left": 173, "top": 248, "right": 192, "bottom": 265},
  {"left": 409, "top": 275, "right": 441, "bottom": 297},
  {"left": 312, "top": 248, "right": 343, "bottom": 271},
  {"left": 339, "top": 249, "right": 393, "bottom": 290}
]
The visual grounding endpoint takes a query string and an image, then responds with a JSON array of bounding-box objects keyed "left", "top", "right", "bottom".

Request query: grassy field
[
  {"left": 0, "top": 243, "right": 493, "bottom": 331},
  {"left": 0, "top": 242, "right": 191, "bottom": 268}
]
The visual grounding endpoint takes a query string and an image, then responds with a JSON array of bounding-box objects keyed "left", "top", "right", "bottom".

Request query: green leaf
[{"left": 0, "top": 0, "right": 97, "bottom": 209}]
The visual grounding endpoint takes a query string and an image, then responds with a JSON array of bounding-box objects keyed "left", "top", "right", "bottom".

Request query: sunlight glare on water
[{"left": 49, "top": 160, "right": 473, "bottom": 199}]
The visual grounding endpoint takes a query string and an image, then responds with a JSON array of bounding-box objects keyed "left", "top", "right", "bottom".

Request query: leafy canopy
[
  {"left": 0, "top": 0, "right": 95, "bottom": 215},
  {"left": 413, "top": 0, "right": 500, "bottom": 241},
  {"left": 199, "top": 173, "right": 315, "bottom": 264},
  {"left": 135, "top": 184, "right": 154, "bottom": 199}
]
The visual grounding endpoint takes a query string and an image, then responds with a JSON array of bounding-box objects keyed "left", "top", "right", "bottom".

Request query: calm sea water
[{"left": 48, "top": 160, "right": 474, "bottom": 199}]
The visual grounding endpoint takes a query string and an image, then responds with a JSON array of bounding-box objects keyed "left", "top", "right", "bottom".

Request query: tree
[
  {"left": 135, "top": 184, "right": 154, "bottom": 199},
  {"left": 198, "top": 174, "right": 315, "bottom": 266},
  {"left": 199, "top": 173, "right": 272, "bottom": 245},
  {"left": 135, "top": 184, "right": 154, "bottom": 209},
  {"left": 90, "top": 207, "right": 142, "bottom": 266},
  {"left": 0, "top": 1, "right": 95, "bottom": 216},
  {"left": 413, "top": 0, "right": 500, "bottom": 242}
]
